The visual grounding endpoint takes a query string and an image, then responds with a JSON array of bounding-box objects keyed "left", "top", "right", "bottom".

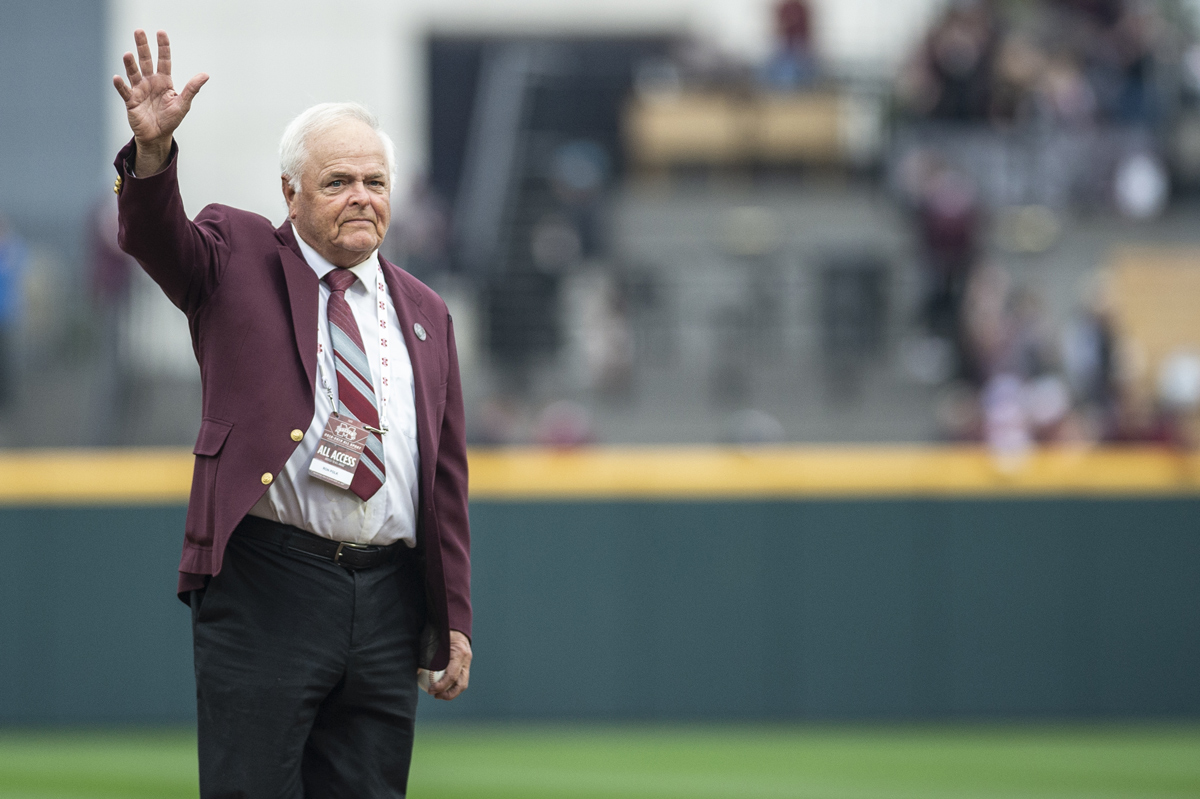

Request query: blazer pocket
[
  {"left": 186, "top": 418, "right": 234, "bottom": 549},
  {"left": 193, "top": 417, "right": 234, "bottom": 456}
]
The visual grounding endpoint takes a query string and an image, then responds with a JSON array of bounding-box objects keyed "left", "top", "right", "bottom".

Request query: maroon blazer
[{"left": 114, "top": 140, "right": 470, "bottom": 670}]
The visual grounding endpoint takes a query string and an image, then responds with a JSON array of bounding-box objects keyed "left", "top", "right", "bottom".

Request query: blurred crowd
[
  {"left": 893, "top": 1, "right": 1200, "bottom": 454},
  {"left": 5, "top": 0, "right": 1200, "bottom": 451},
  {"left": 900, "top": 160, "right": 1200, "bottom": 452},
  {"left": 898, "top": 0, "right": 1172, "bottom": 128},
  {"left": 926, "top": 259, "right": 1200, "bottom": 452},
  {"left": 890, "top": 0, "right": 1197, "bottom": 223}
]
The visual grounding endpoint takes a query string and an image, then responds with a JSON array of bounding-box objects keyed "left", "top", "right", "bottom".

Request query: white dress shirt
[{"left": 248, "top": 227, "right": 420, "bottom": 546}]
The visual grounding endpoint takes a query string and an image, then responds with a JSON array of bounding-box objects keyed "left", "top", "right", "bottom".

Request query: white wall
[
  {"left": 109, "top": 0, "right": 414, "bottom": 220},
  {"left": 109, "top": 0, "right": 943, "bottom": 220}
]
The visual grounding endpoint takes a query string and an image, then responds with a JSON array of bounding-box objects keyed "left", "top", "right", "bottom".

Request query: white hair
[{"left": 279, "top": 102, "right": 397, "bottom": 192}]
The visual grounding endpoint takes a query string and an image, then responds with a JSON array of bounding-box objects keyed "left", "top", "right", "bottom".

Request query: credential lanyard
[{"left": 317, "top": 264, "right": 391, "bottom": 434}]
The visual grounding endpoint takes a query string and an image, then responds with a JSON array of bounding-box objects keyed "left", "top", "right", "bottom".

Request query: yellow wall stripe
[
  {"left": 468, "top": 446, "right": 1200, "bottom": 499},
  {"left": 0, "top": 449, "right": 195, "bottom": 505},
  {"left": 0, "top": 446, "right": 1196, "bottom": 505}
]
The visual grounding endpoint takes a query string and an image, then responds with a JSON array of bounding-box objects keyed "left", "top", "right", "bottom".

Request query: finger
[
  {"left": 179, "top": 73, "right": 209, "bottom": 106},
  {"left": 156, "top": 30, "right": 171, "bottom": 76},
  {"left": 135, "top": 29, "right": 153, "bottom": 77},
  {"left": 430, "top": 657, "right": 462, "bottom": 694},
  {"left": 433, "top": 676, "right": 461, "bottom": 699},
  {"left": 112, "top": 75, "right": 132, "bottom": 102},
  {"left": 434, "top": 667, "right": 469, "bottom": 700},
  {"left": 431, "top": 647, "right": 471, "bottom": 697},
  {"left": 123, "top": 52, "right": 141, "bottom": 86},
  {"left": 430, "top": 642, "right": 470, "bottom": 693}
]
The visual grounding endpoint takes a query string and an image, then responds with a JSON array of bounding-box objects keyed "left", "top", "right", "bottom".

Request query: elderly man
[{"left": 112, "top": 30, "right": 471, "bottom": 797}]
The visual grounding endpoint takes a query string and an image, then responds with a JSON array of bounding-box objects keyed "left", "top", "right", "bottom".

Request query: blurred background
[
  {"left": 3, "top": 0, "right": 1200, "bottom": 450},
  {"left": 2, "top": 0, "right": 1200, "bottom": 796}
]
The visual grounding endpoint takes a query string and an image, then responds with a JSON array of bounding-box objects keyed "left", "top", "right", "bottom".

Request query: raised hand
[{"left": 113, "top": 29, "right": 208, "bottom": 176}]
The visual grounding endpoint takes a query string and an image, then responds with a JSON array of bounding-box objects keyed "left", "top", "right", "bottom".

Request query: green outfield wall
[{"left": 2, "top": 449, "right": 1198, "bottom": 723}]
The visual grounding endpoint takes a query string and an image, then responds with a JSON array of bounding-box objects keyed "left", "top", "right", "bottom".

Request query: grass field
[{"left": 1, "top": 723, "right": 1198, "bottom": 798}]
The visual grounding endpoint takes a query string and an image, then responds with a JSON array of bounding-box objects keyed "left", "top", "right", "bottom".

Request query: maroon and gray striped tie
[{"left": 323, "top": 268, "right": 385, "bottom": 501}]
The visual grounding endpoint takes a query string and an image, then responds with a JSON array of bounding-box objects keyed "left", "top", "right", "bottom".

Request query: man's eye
[{"left": 328, "top": 180, "right": 343, "bottom": 188}]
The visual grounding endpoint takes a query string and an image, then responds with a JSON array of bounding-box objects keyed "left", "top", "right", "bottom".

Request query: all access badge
[{"left": 309, "top": 415, "right": 368, "bottom": 490}]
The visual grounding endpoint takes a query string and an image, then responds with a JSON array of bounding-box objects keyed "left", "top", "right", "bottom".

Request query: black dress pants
[{"left": 191, "top": 522, "right": 424, "bottom": 798}]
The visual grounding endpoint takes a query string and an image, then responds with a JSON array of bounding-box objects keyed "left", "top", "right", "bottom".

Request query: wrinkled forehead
[{"left": 303, "top": 120, "right": 389, "bottom": 176}]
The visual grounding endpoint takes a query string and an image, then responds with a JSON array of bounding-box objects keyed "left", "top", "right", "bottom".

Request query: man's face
[{"left": 283, "top": 119, "right": 391, "bottom": 268}]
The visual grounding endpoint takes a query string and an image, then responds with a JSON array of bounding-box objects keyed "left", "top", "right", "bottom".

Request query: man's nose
[{"left": 347, "top": 180, "right": 370, "bottom": 205}]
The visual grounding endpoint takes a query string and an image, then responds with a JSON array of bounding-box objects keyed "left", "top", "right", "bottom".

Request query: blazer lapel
[
  {"left": 381, "top": 260, "right": 437, "bottom": 485},
  {"left": 275, "top": 222, "right": 319, "bottom": 396}
]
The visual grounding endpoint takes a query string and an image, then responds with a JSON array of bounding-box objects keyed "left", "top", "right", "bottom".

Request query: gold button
[
  {"left": 261, "top": 472, "right": 273, "bottom": 485},
  {"left": 290, "top": 429, "right": 304, "bottom": 442},
  {"left": 113, "top": 177, "right": 122, "bottom": 194}
]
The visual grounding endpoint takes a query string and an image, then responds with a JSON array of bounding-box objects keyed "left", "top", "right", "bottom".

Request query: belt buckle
[{"left": 334, "top": 541, "right": 370, "bottom": 565}]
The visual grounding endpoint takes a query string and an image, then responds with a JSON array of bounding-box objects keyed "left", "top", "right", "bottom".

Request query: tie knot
[{"left": 323, "top": 268, "right": 357, "bottom": 293}]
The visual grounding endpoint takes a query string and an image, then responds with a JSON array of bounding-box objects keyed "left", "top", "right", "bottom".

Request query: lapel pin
[{"left": 413, "top": 322, "right": 427, "bottom": 341}]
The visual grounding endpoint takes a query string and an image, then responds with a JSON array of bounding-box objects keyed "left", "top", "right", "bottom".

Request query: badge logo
[{"left": 335, "top": 421, "right": 359, "bottom": 441}]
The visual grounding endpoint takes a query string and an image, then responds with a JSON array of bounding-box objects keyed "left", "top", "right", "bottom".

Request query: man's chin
[{"left": 335, "top": 237, "right": 382, "bottom": 258}]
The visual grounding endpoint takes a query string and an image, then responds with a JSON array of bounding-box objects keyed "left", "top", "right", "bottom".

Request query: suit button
[
  {"left": 290, "top": 429, "right": 304, "bottom": 442},
  {"left": 261, "top": 473, "right": 273, "bottom": 485}
]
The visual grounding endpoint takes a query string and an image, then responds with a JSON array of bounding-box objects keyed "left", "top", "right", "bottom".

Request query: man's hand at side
[
  {"left": 429, "top": 630, "right": 471, "bottom": 701},
  {"left": 112, "top": 29, "right": 208, "bottom": 177}
]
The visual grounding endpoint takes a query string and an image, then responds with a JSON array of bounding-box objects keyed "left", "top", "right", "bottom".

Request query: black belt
[{"left": 235, "top": 516, "right": 412, "bottom": 571}]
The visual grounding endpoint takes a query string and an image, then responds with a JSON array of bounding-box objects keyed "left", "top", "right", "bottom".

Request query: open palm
[{"left": 113, "top": 30, "right": 207, "bottom": 150}]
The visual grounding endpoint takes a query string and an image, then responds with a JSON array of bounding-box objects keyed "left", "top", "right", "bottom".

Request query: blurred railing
[{"left": 889, "top": 121, "right": 1167, "bottom": 213}]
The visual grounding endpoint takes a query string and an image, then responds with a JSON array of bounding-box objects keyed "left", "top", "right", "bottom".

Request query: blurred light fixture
[
  {"left": 995, "top": 205, "right": 1060, "bottom": 254},
  {"left": 1113, "top": 152, "right": 1168, "bottom": 220}
]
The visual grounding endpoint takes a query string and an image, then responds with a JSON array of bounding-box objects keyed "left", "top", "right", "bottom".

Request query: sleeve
[
  {"left": 114, "top": 138, "right": 230, "bottom": 315},
  {"left": 434, "top": 313, "right": 472, "bottom": 639}
]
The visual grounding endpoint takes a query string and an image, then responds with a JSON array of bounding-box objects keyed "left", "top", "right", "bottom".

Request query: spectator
[
  {"left": 989, "top": 33, "right": 1046, "bottom": 125},
  {"left": 899, "top": 0, "right": 998, "bottom": 120},
  {"left": 1000, "top": 286, "right": 1060, "bottom": 379},
  {"left": 87, "top": 196, "right": 138, "bottom": 442},
  {"left": 1037, "top": 53, "right": 1097, "bottom": 125},
  {"left": 761, "top": 0, "right": 818, "bottom": 90},
  {"left": 1062, "top": 279, "right": 1118, "bottom": 417},
  {"left": 0, "top": 216, "right": 29, "bottom": 408},
  {"left": 915, "top": 162, "right": 983, "bottom": 365}
]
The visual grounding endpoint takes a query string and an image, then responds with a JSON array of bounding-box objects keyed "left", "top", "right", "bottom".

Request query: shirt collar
[{"left": 292, "top": 224, "right": 379, "bottom": 289}]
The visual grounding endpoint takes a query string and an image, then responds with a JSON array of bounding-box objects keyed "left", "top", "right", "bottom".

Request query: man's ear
[{"left": 281, "top": 176, "right": 297, "bottom": 218}]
